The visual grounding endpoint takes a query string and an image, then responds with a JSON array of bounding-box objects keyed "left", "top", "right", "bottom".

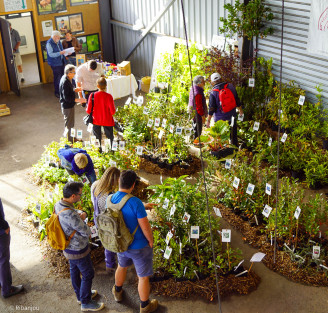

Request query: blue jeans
[
  {"left": 51, "top": 65, "right": 64, "bottom": 95},
  {"left": 69, "top": 254, "right": 94, "bottom": 305}
]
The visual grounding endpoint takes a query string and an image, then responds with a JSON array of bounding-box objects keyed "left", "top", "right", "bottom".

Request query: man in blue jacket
[
  {"left": 0, "top": 198, "right": 24, "bottom": 298},
  {"left": 46, "top": 30, "right": 66, "bottom": 98}
]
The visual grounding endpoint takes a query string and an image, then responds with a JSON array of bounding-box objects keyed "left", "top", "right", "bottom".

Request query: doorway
[{"left": 3, "top": 12, "right": 41, "bottom": 87}]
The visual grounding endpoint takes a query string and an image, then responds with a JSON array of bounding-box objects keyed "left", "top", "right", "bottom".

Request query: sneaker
[
  {"left": 81, "top": 300, "right": 104, "bottom": 312},
  {"left": 3, "top": 285, "right": 24, "bottom": 298},
  {"left": 140, "top": 299, "right": 159, "bottom": 313},
  {"left": 112, "top": 285, "right": 123, "bottom": 302},
  {"left": 77, "top": 290, "right": 98, "bottom": 304}
]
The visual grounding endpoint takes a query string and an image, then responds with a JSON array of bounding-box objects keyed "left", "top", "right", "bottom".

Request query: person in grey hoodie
[{"left": 55, "top": 181, "right": 104, "bottom": 312}]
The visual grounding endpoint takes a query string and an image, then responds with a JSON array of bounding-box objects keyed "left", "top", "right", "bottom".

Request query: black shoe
[
  {"left": 3, "top": 285, "right": 24, "bottom": 298},
  {"left": 21, "top": 78, "right": 25, "bottom": 83},
  {"left": 55, "top": 93, "right": 60, "bottom": 98}
]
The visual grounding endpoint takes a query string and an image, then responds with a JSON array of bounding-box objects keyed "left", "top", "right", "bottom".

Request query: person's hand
[
  {"left": 79, "top": 212, "right": 87, "bottom": 220},
  {"left": 74, "top": 87, "right": 82, "bottom": 93},
  {"left": 148, "top": 239, "right": 153, "bottom": 248},
  {"left": 76, "top": 98, "right": 87, "bottom": 104},
  {"left": 60, "top": 51, "right": 66, "bottom": 55},
  {"left": 144, "top": 203, "right": 158, "bottom": 211},
  {"left": 5, "top": 227, "right": 10, "bottom": 235}
]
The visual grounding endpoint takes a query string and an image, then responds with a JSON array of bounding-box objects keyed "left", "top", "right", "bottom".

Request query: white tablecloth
[{"left": 106, "top": 74, "right": 138, "bottom": 100}]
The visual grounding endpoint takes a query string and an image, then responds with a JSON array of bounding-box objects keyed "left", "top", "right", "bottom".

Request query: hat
[
  {"left": 211, "top": 73, "right": 221, "bottom": 83},
  {"left": 74, "top": 153, "right": 88, "bottom": 169}
]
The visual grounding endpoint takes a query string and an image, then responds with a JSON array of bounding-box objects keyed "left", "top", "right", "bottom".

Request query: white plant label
[
  {"left": 163, "top": 198, "right": 169, "bottom": 209},
  {"left": 213, "top": 207, "right": 222, "bottom": 217},
  {"left": 225, "top": 159, "right": 232, "bottom": 169},
  {"left": 313, "top": 246, "right": 320, "bottom": 259},
  {"left": 70, "top": 128, "right": 76, "bottom": 138},
  {"left": 125, "top": 97, "right": 131, "bottom": 105},
  {"left": 262, "top": 204, "right": 272, "bottom": 218},
  {"left": 170, "top": 124, "right": 175, "bottom": 133},
  {"left": 185, "top": 128, "right": 192, "bottom": 136},
  {"left": 190, "top": 226, "right": 200, "bottom": 239},
  {"left": 137, "top": 96, "right": 144, "bottom": 106},
  {"left": 164, "top": 246, "right": 172, "bottom": 259},
  {"left": 143, "top": 107, "right": 149, "bottom": 115},
  {"left": 63, "top": 127, "right": 69, "bottom": 137},
  {"left": 104, "top": 139, "right": 111, "bottom": 149},
  {"left": 171, "top": 96, "right": 177, "bottom": 103},
  {"left": 294, "top": 206, "right": 301, "bottom": 219},
  {"left": 90, "top": 225, "right": 98, "bottom": 238},
  {"left": 87, "top": 123, "right": 93, "bottom": 133},
  {"left": 95, "top": 139, "right": 100, "bottom": 148},
  {"left": 165, "top": 231, "right": 173, "bottom": 245},
  {"left": 298, "top": 95, "right": 305, "bottom": 106},
  {"left": 268, "top": 137, "right": 272, "bottom": 147},
  {"left": 176, "top": 127, "right": 183, "bottom": 135},
  {"left": 179, "top": 242, "right": 182, "bottom": 254},
  {"left": 233, "top": 177, "right": 240, "bottom": 189},
  {"left": 54, "top": 184, "right": 59, "bottom": 194},
  {"left": 234, "top": 260, "right": 244, "bottom": 271},
  {"left": 250, "top": 252, "right": 266, "bottom": 262},
  {"left": 147, "top": 119, "right": 154, "bottom": 127},
  {"left": 191, "top": 55, "right": 197, "bottom": 63},
  {"left": 119, "top": 141, "right": 125, "bottom": 151},
  {"left": 170, "top": 204, "right": 176, "bottom": 216},
  {"left": 136, "top": 146, "right": 143, "bottom": 155},
  {"left": 82, "top": 176, "right": 89, "bottom": 184},
  {"left": 110, "top": 160, "right": 117, "bottom": 167},
  {"left": 35, "top": 203, "right": 41, "bottom": 214},
  {"left": 158, "top": 130, "right": 165, "bottom": 140},
  {"left": 222, "top": 229, "right": 231, "bottom": 243},
  {"left": 179, "top": 53, "right": 183, "bottom": 61},
  {"left": 77, "top": 130, "right": 83, "bottom": 139},
  {"left": 183, "top": 212, "right": 191, "bottom": 223},
  {"left": 249, "top": 78, "right": 255, "bottom": 87},
  {"left": 238, "top": 113, "right": 244, "bottom": 121},
  {"left": 265, "top": 183, "right": 272, "bottom": 196},
  {"left": 161, "top": 118, "right": 167, "bottom": 128},
  {"left": 111, "top": 141, "right": 118, "bottom": 151},
  {"left": 230, "top": 116, "right": 235, "bottom": 127},
  {"left": 154, "top": 118, "right": 161, "bottom": 127},
  {"left": 246, "top": 183, "right": 255, "bottom": 196},
  {"left": 90, "top": 136, "right": 96, "bottom": 145},
  {"left": 281, "top": 133, "right": 288, "bottom": 143},
  {"left": 253, "top": 121, "right": 260, "bottom": 131}
]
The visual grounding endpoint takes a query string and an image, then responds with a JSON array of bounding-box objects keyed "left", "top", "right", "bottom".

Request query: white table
[{"left": 106, "top": 74, "right": 138, "bottom": 100}]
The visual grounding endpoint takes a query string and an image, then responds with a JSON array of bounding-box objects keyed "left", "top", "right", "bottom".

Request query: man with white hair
[{"left": 46, "top": 30, "right": 66, "bottom": 98}]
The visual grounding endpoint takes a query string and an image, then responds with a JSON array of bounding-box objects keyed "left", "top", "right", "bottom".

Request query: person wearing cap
[
  {"left": 206, "top": 73, "right": 243, "bottom": 147},
  {"left": 188, "top": 75, "right": 208, "bottom": 142},
  {"left": 57, "top": 145, "right": 96, "bottom": 184}
]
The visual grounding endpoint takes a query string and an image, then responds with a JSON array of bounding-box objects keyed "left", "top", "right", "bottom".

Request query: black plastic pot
[
  {"left": 210, "top": 148, "right": 235, "bottom": 159},
  {"left": 154, "top": 87, "right": 160, "bottom": 93},
  {"left": 291, "top": 170, "right": 303, "bottom": 180},
  {"left": 165, "top": 162, "right": 174, "bottom": 170},
  {"left": 150, "top": 155, "right": 159, "bottom": 164},
  {"left": 179, "top": 162, "right": 190, "bottom": 169},
  {"left": 158, "top": 160, "right": 166, "bottom": 168},
  {"left": 240, "top": 214, "right": 249, "bottom": 221}
]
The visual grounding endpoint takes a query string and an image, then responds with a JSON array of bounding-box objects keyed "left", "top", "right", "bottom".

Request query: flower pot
[
  {"left": 210, "top": 147, "right": 235, "bottom": 159},
  {"left": 150, "top": 155, "right": 159, "bottom": 164},
  {"left": 158, "top": 159, "right": 166, "bottom": 168},
  {"left": 154, "top": 87, "right": 160, "bottom": 93},
  {"left": 165, "top": 162, "right": 174, "bottom": 170}
]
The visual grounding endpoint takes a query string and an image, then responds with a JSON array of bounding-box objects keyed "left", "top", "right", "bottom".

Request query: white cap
[{"left": 211, "top": 73, "right": 221, "bottom": 83}]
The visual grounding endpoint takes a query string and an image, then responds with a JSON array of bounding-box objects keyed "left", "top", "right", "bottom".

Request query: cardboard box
[
  {"left": 0, "top": 104, "right": 10, "bottom": 117},
  {"left": 76, "top": 54, "right": 86, "bottom": 67},
  {"left": 118, "top": 61, "right": 131, "bottom": 76}
]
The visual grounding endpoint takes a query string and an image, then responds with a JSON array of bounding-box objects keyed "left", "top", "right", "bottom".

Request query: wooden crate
[{"left": 0, "top": 104, "right": 10, "bottom": 117}]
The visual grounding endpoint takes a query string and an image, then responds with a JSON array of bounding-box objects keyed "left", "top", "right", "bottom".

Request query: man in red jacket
[{"left": 86, "top": 77, "right": 116, "bottom": 150}]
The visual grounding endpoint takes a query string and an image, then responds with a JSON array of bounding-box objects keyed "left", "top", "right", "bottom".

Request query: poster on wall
[
  {"left": 37, "top": 0, "right": 67, "bottom": 15},
  {"left": 40, "top": 41, "right": 48, "bottom": 62},
  {"left": 42, "top": 20, "right": 54, "bottom": 37},
  {"left": 55, "top": 13, "right": 84, "bottom": 34},
  {"left": 70, "top": 0, "right": 98, "bottom": 6},
  {"left": 4, "top": 0, "right": 27, "bottom": 12},
  {"left": 307, "top": 0, "right": 328, "bottom": 57}
]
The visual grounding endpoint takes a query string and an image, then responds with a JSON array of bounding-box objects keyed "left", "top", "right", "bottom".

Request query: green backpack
[{"left": 96, "top": 194, "right": 138, "bottom": 253}]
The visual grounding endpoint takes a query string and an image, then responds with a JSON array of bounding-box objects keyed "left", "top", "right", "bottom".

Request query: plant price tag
[
  {"left": 180, "top": 241, "right": 182, "bottom": 254},
  {"left": 250, "top": 252, "right": 266, "bottom": 262},
  {"left": 183, "top": 212, "right": 191, "bottom": 223},
  {"left": 87, "top": 123, "right": 93, "bottom": 133},
  {"left": 179, "top": 53, "right": 183, "bottom": 61},
  {"left": 163, "top": 198, "right": 169, "bottom": 208},
  {"left": 82, "top": 175, "right": 89, "bottom": 184},
  {"left": 265, "top": 183, "right": 272, "bottom": 196},
  {"left": 119, "top": 141, "right": 125, "bottom": 150},
  {"left": 125, "top": 97, "right": 132, "bottom": 105},
  {"left": 191, "top": 55, "right": 197, "bottom": 63},
  {"left": 136, "top": 146, "right": 143, "bottom": 155},
  {"left": 165, "top": 231, "right": 173, "bottom": 245},
  {"left": 164, "top": 246, "right": 172, "bottom": 259},
  {"left": 161, "top": 118, "right": 167, "bottom": 128},
  {"left": 268, "top": 137, "right": 272, "bottom": 147},
  {"left": 170, "top": 124, "right": 175, "bottom": 133},
  {"left": 230, "top": 116, "right": 235, "bottom": 127},
  {"left": 253, "top": 121, "right": 260, "bottom": 131},
  {"left": 298, "top": 95, "right": 305, "bottom": 106},
  {"left": 294, "top": 206, "right": 301, "bottom": 219},
  {"left": 104, "top": 139, "right": 111, "bottom": 150},
  {"left": 154, "top": 118, "right": 161, "bottom": 127},
  {"left": 111, "top": 141, "right": 118, "bottom": 151},
  {"left": 262, "top": 204, "right": 272, "bottom": 218},
  {"left": 170, "top": 204, "right": 176, "bottom": 216},
  {"left": 190, "top": 226, "right": 200, "bottom": 239},
  {"left": 222, "top": 229, "right": 231, "bottom": 242},
  {"left": 213, "top": 207, "right": 222, "bottom": 217},
  {"left": 225, "top": 159, "right": 232, "bottom": 169},
  {"left": 90, "top": 225, "right": 98, "bottom": 238},
  {"left": 233, "top": 177, "right": 240, "bottom": 189},
  {"left": 185, "top": 128, "right": 192, "bottom": 136},
  {"left": 171, "top": 95, "right": 177, "bottom": 103},
  {"left": 249, "top": 78, "right": 255, "bottom": 87},
  {"left": 77, "top": 130, "right": 83, "bottom": 139},
  {"left": 238, "top": 113, "right": 244, "bottom": 121},
  {"left": 35, "top": 203, "right": 41, "bottom": 214},
  {"left": 54, "top": 184, "right": 59, "bottom": 194},
  {"left": 137, "top": 96, "right": 144, "bottom": 106},
  {"left": 313, "top": 246, "right": 320, "bottom": 259},
  {"left": 147, "top": 119, "right": 154, "bottom": 127},
  {"left": 158, "top": 130, "right": 165, "bottom": 140},
  {"left": 95, "top": 139, "right": 100, "bottom": 148},
  {"left": 246, "top": 183, "right": 255, "bottom": 196},
  {"left": 176, "top": 127, "right": 183, "bottom": 135},
  {"left": 90, "top": 136, "right": 96, "bottom": 145},
  {"left": 143, "top": 107, "right": 149, "bottom": 115},
  {"left": 281, "top": 133, "right": 288, "bottom": 143}
]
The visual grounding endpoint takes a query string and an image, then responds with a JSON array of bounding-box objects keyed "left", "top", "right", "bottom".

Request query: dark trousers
[
  {"left": 93, "top": 125, "right": 114, "bottom": 147},
  {"left": 51, "top": 65, "right": 64, "bottom": 95},
  {"left": 69, "top": 254, "right": 95, "bottom": 305},
  {"left": 105, "top": 250, "right": 116, "bottom": 269},
  {"left": 0, "top": 233, "right": 12, "bottom": 296},
  {"left": 193, "top": 115, "right": 203, "bottom": 139},
  {"left": 82, "top": 90, "right": 98, "bottom": 102}
]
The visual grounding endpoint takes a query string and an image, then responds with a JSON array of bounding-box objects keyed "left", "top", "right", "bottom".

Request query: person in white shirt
[{"left": 76, "top": 60, "right": 104, "bottom": 105}]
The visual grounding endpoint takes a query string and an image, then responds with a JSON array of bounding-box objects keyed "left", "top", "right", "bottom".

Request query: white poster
[
  {"left": 4, "top": 0, "right": 27, "bottom": 12},
  {"left": 308, "top": 1, "right": 328, "bottom": 56},
  {"left": 42, "top": 20, "right": 54, "bottom": 38}
]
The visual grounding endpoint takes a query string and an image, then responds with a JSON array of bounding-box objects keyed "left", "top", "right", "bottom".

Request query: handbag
[{"left": 83, "top": 93, "right": 95, "bottom": 126}]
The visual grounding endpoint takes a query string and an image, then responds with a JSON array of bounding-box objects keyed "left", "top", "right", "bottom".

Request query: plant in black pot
[{"left": 208, "top": 120, "right": 232, "bottom": 158}]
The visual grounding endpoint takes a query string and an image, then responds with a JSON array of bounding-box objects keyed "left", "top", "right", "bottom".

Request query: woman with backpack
[{"left": 91, "top": 167, "right": 120, "bottom": 273}]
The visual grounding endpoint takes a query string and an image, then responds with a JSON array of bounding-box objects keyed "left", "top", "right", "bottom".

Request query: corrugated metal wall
[{"left": 110, "top": 0, "right": 234, "bottom": 79}]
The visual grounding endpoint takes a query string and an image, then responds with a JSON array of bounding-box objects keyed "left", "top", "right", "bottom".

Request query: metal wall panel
[{"left": 258, "top": 0, "right": 328, "bottom": 104}]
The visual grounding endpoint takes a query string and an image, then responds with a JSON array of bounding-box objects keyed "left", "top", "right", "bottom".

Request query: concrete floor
[{"left": 0, "top": 84, "right": 328, "bottom": 313}]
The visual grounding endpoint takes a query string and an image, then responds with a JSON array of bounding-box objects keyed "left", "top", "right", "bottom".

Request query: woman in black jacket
[{"left": 59, "top": 64, "right": 86, "bottom": 142}]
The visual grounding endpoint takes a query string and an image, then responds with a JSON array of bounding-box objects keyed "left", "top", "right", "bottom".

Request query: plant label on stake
[
  {"left": 158, "top": 130, "right": 165, "bottom": 140},
  {"left": 238, "top": 113, "right": 244, "bottom": 121},
  {"left": 137, "top": 96, "right": 144, "bottom": 106},
  {"left": 185, "top": 128, "right": 192, "bottom": 137},
  {"left": 250, "top": 252, "right": 266, "bottom": 262},
  {"left": 81, "top": 175, "right": 89, "bottom": 184},
  {"left": 143, "top": 107, "right": 149, "bottom": 115},
  {"left": 233, "top": 177, "right": 240, "bottom": 189},
  {"left": 125, "top": 97, "right": 132, "bottom": 105},
  {"left": 136, "top": 146, "right": 143, "bottom": 155},
  {"left": 253, "top": 122, "right": 260, "bottom": 131},
  {"left": 265, "top": 183, "right": 272, "bottom": 196},
  {"left": 163, "top": 198, "right": 169, "bottom": 208},
  {"left": 87, "top": 123, "right": 93, "bottom": 133},
  {"left": 165, "top": 231, "right": 173, "bottom": 245},
  {"left": 298, "top": 95, "right": 305, "bottom": 106},
  {"left": 249, "top": 78, "right": 255, "bottom": 87},
  {"left": 170, "top": 124, "right": 175, "bottom": 133},
  {"left": 191, "top": 54, "right": 197, "bottom": 63},
  {"left": 190, "top": 226, "right": 200, "bottom": 239},
  {"left": 111, "top": 141, "right": 118, "bottom": 151},
  {"left": 154, "top": 118, "right": 161, "bottom": 127},
  {"left": 119, "top": 141, "right": 125, "bottom": 150},
  {"left": 164, "top": 246, "right": 172, "bottom": 259},
  {"left": 225, "top": 159, "right": 232, "bottom": 169},
  {"left": 262, "top": 204, "right": 272, "bottom": 218},
  {"left": 183, "top": 212, "right": 191, "bottom": 223},
  {"left": 84, "top": 141, "right": 91, "bottom": 148},
  {"left": 294, "top": 206, "right": 301, "bottom": 219},
  {"left": 54, "top": 184, "right": 59, "bottom": 194},
  {"left": 170, "top": 204, "right": 176, "bottom": 216},
  {"left": 222, "top": 229, "right": 231, "bottom": 242},
  {"left": 312, "top": 246, "right": 320, "bottom": 259},
  {"left": 230, "top": 116, "right": 235, "bottom": 127},
  {"left": 147, "top": 119, "right": 154, "bottom": 127},
  {"left": 90, "top": 136, "right": 96, "bottom": 145},
  {"left": 171, "top": 96, "right": 177, "bottom": 103},
  {"left": 90, "top": 225, "right": 98, "bottom": 238},
  {"left": 176, "top": 127, "right": 183, "bottom": 135},
  {"left": 268, "top": 137, "right": 272, "bottom": 147},
  {"left": 281, "top": 133, "right": 288, "bottom": 143},
  {"left": 246, "top": 183, "right": 255, "bottom": 195},
  {"left": 77, "top": 130, "right": 83, "bottom": 139},
  {"left": 180, "top": 241, "right": 182, "bottom": 254},
  {"left": 63, "top": 127, "right": 69, "bottom": 137},
  {"left": 179, "top": 53, "right": 183, "bottom": 61},
  {"left": 161, "top": 118, "right": 167, "bottom": 128},
  {"left": 35, "top": 203, "right": 41, "bottom": 214},
  {"left": 109, "top": 160, "right": 117, "bottom": 167},
  {"left": 104, "top": 139, "right": 111, "bottom": 150},
  {"left": 95, "top": 139, "right": 100, "bottom": 148},
  {"left": 213, "top": 207, "right": 222, "bottom": 217}
]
